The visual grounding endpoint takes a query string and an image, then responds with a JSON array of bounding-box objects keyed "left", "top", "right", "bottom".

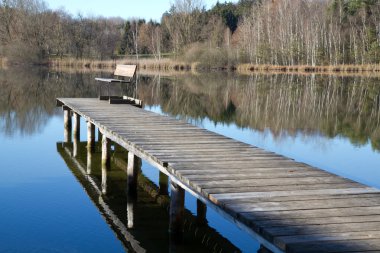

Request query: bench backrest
[{"left": 114, "top": 65, "right": 137, "bottom": 79}]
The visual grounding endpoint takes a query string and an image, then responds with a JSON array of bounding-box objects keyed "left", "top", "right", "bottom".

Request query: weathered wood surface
[
  {"left": 57, "top": 98, "right": 380, "bottom": 253},
  {"left": 113, "top": 64, "right": 137, "bottom": 78},
  {"left": 95, "top": 65, "right": 137, "bottom": 83}
]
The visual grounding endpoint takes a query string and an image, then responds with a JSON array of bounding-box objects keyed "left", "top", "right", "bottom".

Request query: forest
[{"left": 0, "top": 0, "right": 379, "bottom": 68}]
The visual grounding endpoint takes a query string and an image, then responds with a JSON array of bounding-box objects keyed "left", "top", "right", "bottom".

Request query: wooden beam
[{"left": 56, "top": 99, "right": 64, "bottom": 107}]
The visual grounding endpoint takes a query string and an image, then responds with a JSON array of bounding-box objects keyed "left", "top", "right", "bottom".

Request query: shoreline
[
  {"left": 50, "top": 58, "right": 380, "bottom": 75},
  {"left": 3, "top": 57, "right": 380, "bottom": 77}
]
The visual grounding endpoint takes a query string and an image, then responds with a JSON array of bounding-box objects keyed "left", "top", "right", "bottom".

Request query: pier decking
[{"left": 57, "top": 98, "right": 380, "bottom": 253}]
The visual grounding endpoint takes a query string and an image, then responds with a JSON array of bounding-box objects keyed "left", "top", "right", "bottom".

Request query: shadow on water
[{"left": 56, "top": 140, "right": 242, "bottom": 253}]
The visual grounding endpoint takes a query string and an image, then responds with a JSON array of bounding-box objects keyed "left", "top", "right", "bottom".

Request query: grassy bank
[
  {"left": 7, "top": 57, "right": 380, "bottom": 77},
  {"left": 237, "top": 64, "right": 380, "bottom": 74},
  {"left": 49, "top": 57, "right": 191, "bottom": 71}
]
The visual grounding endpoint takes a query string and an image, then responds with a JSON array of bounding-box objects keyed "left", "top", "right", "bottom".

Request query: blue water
[
  {"left": 0, "top": 116, "right": 126, "bottom": 253},
  {"left": 1, "top": 70, "right": 380, "bottom": 252}
]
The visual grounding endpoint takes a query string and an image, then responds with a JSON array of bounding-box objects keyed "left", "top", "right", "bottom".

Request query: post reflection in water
[
  {"left": 101, "top": 134, "right": 111, "bottom": 195},
  {"left": 159, "top": 171, "right": 169, "bottom": 195},
  {"left": 56, "top": 133, "right": 245, "bottom": 253},
  {"left": 86, "top": 121, "right": 95, "bottom": 174}
]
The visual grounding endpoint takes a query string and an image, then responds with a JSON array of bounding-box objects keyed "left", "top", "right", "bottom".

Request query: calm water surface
[{"left": 1, "top": 68, "right": 380, "bottom": 252}]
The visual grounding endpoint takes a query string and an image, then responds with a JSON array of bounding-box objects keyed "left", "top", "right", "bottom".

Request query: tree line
[{"left": 1, "top": 0, "right": 379, "bottom": 66}]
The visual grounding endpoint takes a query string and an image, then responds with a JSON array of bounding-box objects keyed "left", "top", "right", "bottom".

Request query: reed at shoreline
[
  {"left": 237, "top": 63, "right": 380, "bottom": 74},
  {"left": 49, "top": 57, "right": 192, "bottom": 71},
  {"left": 4, "top": 57, "right": 380, "bottom": 76},
  {"left": 0, "top": 57, "right": 7, "bottom": 68}
]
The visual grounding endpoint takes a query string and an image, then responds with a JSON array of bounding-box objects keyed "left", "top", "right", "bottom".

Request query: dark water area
[{"left": 1, "top": 67, "right": 380, "bottom": 252}]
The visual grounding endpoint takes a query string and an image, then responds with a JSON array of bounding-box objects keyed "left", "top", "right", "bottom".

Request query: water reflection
[
  {"left": 0, "top": 68, "right": 130, "bottom": 136},
  {"left": 138, "top": 73, "right": 380, "bottom": 152},
  {"left": 2, "top": 67, "right": 380, "bottom": 251},
  {"left": 2, "top": 68, "right": 379, "bottom": 152},
  {"left": 56, "top": 140, "right": 242, "bottom": 253}
]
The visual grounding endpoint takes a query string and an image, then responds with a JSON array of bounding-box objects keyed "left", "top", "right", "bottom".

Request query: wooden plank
[
  {"left": 276, "top": 231, "right": 380, "bottom": 251},
  {"left": 259, "top": 214, "right": 380, "bottom": 228},
  {"left": 180, "top": 170, "right": 333, "bottom": 181},
  {"left": 211, "top": 188, "right": 380, "bottom": 201},
  {"left": 194, "top": 176, "right": 351, "bottom": 189},
  {"left": 264, "top": 221, "right": 380, "bottom": 237},
  {"left": 287, "top": 238, "right": 380, "bottom": 253},
  {"left": 156, "top": 156, "right": 289, "bottom": 163},
  {"left": 219, "top": 193, "right": 380, "bottom": 205},
  {"left": 228, "top": 197, "right": 380, "bottom": 213},
  {"left": 203, "top": 183, "right": 365, "bottom": 195},
  {"left": 239, "top": 206, "right": 380, "bottom": 222},
  {"left": 175, "top": 167, "right": 318, "bottom": 175}
]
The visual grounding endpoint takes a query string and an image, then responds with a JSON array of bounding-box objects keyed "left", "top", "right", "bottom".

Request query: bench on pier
[
  {"left": 95, "top": 65, "right": 140, "bottom": 106},
  {"left": 95, "top": 64, "right": 137, "bottom": 83}
]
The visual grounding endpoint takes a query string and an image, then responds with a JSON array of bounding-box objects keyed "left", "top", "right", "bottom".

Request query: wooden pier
[{"left": 57, "top": 98, "right": 380, "bottom": 253}]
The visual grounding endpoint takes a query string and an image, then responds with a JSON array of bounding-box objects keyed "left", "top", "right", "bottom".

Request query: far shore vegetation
[{"left": 1, "top": 0, "right": 380, "bottom": 74}]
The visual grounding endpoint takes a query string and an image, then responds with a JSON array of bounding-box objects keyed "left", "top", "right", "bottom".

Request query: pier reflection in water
[{"left": 56, "top": 135, "right": 246, "bottom": 253}]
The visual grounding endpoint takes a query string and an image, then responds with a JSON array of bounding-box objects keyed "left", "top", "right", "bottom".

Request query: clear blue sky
[{"left": 45, "top": 0, "right": 238, "bottom": 21}]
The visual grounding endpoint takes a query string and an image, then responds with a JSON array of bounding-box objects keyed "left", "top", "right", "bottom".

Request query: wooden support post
[
  {"left": 73, "top": 112, "right": 80, "bottom": 140},
  {"left": 127, "top": 152, "right": 140, "bottom": 196},
  {"left": 63, "top": 108, "right": 72, "bottom": 143},
  {"left": 169, "top": 181, "right": 185, "bottom": 242},
  {"left": 159, "top": 171, "right": 169, "bottom": 195},
  {"left": 72, "top": 114, "right": 79, "bottom": 158},
  {"left": 101, "top": 134, "right": 111, "bottom": 168},
  {"left": 196, "top": 199, "right": 207, "bottom": 225},
  {"left": 101, "top": 134, "right": 111, "bottom": 194},
  {"left": 87, "top": 122, "right": 95, "bottom": 152}
]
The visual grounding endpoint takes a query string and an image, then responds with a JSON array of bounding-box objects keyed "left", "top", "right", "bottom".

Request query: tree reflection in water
[
  {"left": 138, "top": 73, "right": 380, "bottom": 152},
  {"left": 1, "top": 68, "right": 379, "bottom": 151}
]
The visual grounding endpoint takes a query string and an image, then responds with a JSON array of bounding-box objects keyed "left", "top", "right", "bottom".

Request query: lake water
[{"left": 1, "top": 67, "right": 380, "bottom": 252}]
